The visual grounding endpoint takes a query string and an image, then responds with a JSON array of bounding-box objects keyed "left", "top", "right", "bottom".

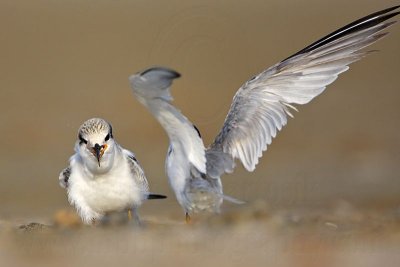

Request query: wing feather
[
  {"left": 59, "top": 166, "right": 71, "bottom": 189},
  {"left": 123, "top": 149, "right": 150, "bottom": 193},
  {"left": 208, "top": 6, "right": 399, "bottom": 173}
]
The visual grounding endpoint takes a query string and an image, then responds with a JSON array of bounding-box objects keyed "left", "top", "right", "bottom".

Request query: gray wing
[
  {"left": 124, "top": 149, "right": 150, "bottom": 193},
  {"left": 59, "top": 166, "right": 71, "bottom": 189},
  {"left": 207, "top": 6, "right": 399, "bottom": 176}
]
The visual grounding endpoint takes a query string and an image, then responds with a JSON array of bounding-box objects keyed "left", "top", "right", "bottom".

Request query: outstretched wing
[
  {"left": 59, "top": 166, "right": 71, "bottom": 189},
  {"left": 208, "top": 6, "right": 399, "bottom": 175}
]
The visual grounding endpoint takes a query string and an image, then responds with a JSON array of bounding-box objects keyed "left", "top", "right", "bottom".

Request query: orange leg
[{"left": 185, "top": 212, "right": 191, "bottom": 224}]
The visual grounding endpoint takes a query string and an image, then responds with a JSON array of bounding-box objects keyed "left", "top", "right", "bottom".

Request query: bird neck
[{"left": 141, "top": 98, "right": 194, "bottom": 144}]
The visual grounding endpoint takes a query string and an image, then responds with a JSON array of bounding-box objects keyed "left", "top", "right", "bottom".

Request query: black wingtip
[
  {"left": 147, "top": 194, "right": 167, "bottom": 200},
  {"left": 140, "top": 67, "right": 181, "bottom": 79},
  {"left": 377, "top": 5, "right": 400, "bottom": 15},
  {"left": 283, "top": 5, "right": 400, "bottom": 61}
]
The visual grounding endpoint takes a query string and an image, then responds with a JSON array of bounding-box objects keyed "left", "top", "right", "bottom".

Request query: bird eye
[
  {"left": 105, "top": 133, "right": 110, "bottom": 141},
  {"left": 79, "top": 134, "right": 88, "bottom": 145}
]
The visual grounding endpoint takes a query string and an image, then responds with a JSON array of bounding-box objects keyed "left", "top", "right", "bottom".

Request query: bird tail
[
  {"left": 147, "top": 193, "right": 167, "bottom": 200},
  {"left": 220, "top": 194, "right": 245, "bottom": 205}
]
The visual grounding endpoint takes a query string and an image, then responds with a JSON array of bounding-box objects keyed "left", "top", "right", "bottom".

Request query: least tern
[
  {"left": 59, "top": 118, "right": 166, "bottom": 224},
  {"left": 129, "top": 6, "right": 399, "bottom": 222}
]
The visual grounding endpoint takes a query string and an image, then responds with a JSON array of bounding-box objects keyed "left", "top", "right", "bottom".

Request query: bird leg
[
  {"left": 128, "top": 208, "right": 142, "bottom": 226},
  {"left": 185, "top": 212, "right": 191, "bottom": 224}
]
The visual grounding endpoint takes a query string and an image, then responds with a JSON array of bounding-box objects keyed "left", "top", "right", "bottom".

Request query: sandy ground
[
  {"left": 0, "top": 0, "right": 399, "bottom": 266},
  {"left": 1, "top": 202, "right": 400, "bottom": 267}
]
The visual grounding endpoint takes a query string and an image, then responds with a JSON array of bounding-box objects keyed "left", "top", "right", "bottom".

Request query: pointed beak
[
  {"left": 92, "top": 143, "right": 107, "bottom": 167},
  {"left": 93, "top": 144, "right": 102, "bottom": 167}
]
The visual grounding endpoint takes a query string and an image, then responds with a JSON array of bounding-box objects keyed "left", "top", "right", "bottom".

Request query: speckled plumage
[
  {"left": 78, "top": 118, "right": 112, "bottom": 139},
  {"left": 59, "top": 166, "right": 71, "bottom": 188}
]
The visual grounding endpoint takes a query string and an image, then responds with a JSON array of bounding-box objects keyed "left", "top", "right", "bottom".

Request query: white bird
[
  {"left": 129, "top": 6, "right": 399, "bottom": 222},
  {"left": 59, "top": 118, "right": 166, "bottom": 224}
]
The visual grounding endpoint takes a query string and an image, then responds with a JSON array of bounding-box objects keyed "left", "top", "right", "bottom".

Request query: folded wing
[
  {"left": 59, "top": 166, "right": 71, "bottom": 189},
  {"left": 124, "top": 150, "right": 150, "bottom": 193}
]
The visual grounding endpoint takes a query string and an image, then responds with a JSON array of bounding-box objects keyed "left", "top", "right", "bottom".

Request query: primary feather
[{"left": 209, "top": 6, "right": 399, "bottom": 173}]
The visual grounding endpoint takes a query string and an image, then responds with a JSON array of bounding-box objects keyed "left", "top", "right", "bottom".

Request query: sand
[{"left": 0, "top": 1, "right": 399, "bottom": 266}]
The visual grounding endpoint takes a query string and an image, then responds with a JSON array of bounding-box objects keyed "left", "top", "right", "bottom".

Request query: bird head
[{"left": 76, "top": 118, "right": 116, "bottom": 171}]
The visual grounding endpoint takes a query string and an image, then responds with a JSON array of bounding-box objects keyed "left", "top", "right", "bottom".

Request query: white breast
[
  {"left": 166, "top": 145, "right": 192, "bottom": 208},
  {"left": 67, "top": 154, "right": 144, "bottom": 222}
]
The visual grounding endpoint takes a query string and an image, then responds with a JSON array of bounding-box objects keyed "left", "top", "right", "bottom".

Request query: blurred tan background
[
  {"left": 0, "top": 0, "right": 399, "bottom": 223},
  {"left": 1, "top": 1, "right": 400, "bottom": 267}
]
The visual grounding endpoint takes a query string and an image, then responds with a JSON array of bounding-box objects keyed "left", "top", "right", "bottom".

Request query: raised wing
[
  {"left": 209, "top": 6, "right": 399, "bottom": 174},
  {"left": 130, "top": 67, "right": 207, "bottom": 174}
]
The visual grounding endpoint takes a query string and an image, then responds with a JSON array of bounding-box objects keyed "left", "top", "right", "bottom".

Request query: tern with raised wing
[{"left": 130, "top": 6, "right": 399, "bottom": 222}]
